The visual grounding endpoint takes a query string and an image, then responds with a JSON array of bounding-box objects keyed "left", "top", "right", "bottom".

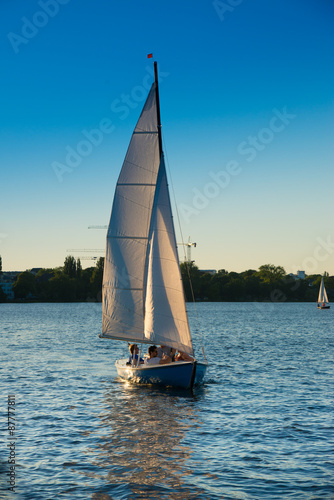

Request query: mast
[{"left": 154, "top": 61, "right": 163, "bottom": 158}]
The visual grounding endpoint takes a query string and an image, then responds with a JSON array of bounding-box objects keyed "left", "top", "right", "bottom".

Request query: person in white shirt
[{"left": 144, "top": 345, "right": 172, "bottom": 365}]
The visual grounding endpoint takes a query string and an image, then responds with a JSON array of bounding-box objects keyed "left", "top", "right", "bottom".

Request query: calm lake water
[{"left": 1, "top": 302, "right": 333, "bottom": 499}]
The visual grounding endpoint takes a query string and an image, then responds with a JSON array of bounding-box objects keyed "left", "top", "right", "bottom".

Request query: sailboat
[
  {"left": 99, "top": 61, "right": 208, "bottom": 389},
  {"left": 317, "top": 276, "right": 330, "bottom": 309}
]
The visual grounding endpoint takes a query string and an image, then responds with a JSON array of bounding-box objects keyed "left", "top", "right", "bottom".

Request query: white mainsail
[
  {"left": 102, "top": 82, "right": 193, "bottom": 355},
  {"left": 318, "top": 277, "right": 329, "bottom": 304}
]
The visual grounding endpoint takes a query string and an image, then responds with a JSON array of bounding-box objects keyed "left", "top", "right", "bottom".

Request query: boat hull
[
  {"left": 317, "top": 305, "right": 330, "bottom": 309},
  {"left": 115, "top": 359, "right": 207, "bottom": 389}
]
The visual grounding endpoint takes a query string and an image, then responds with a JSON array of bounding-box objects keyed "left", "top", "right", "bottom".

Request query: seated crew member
[
  {"left": 175, "top": 351, "right": 194, "bottom": 362},
  {"left": 127, "top": 344, "right": 144, "bottom": 365},
  {"left": 144, "top": 345, "right": 172, "bottom": 365},
  {"left": 157, "top": 345, "right": 176, "bottom": 361}
]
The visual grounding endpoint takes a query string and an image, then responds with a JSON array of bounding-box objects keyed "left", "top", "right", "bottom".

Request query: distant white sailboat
[
  {"left": 99, "top": 61, "right": 207, "bottom": 389},
  {"left": 317, "top": 276, "right": 330, "bottom": 309}
]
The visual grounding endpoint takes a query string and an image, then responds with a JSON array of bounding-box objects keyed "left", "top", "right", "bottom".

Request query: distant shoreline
[{"left": 1, "top": 262, "right": 332, "bottom": 304}]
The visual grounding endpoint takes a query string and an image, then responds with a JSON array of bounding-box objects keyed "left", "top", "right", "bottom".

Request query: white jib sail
[{"left": 144, "top": 157, "right": 194, "bottom": 355}]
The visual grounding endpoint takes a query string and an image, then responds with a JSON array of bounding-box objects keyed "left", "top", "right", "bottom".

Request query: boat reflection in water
[{"left": 87, "top": 383, "right": 207, "bottom": 499}]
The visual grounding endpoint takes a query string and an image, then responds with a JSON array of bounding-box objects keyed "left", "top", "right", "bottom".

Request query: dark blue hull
[{"left": 115, "top": 359, "right": 207, "bottom": 389}]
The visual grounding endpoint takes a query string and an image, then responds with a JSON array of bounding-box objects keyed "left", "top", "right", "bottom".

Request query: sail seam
[
  {"left": 116, "top": 193, "right": 155, "bottom": 211},
  {"left": 146, "top": 284, "right": 186, "bottom": 293},
  {"left": 135, "top": 125, "right": 158, "bottom": 132},
  {"left": 101, "top": 334, "right": 151, "bottom": 343},
  {"left": 133, "top": 131, "right": 158, "bottom": 134},
  {"left": 145, "top": 315, "right": 188, "bottom": 324},
  {"left": 148, "top": 256, "right": 180, "bottom": 264},
  {"left": 105, "top": 282, "right": 184, "bottom": 293},
  {"left": 107, "top": 236, "right": 148, "bottom": 240},
  {"left": 123, "top": 160, "right": 157, "bottom": 174},
  {"left": 105, "top": 287, "right": 143, "bottom": 291}
]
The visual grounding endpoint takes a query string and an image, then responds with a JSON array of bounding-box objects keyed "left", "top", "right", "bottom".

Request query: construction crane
[
  {"left": 66, "top": 249, "right": 104, "bottom": 253},
  {"left": 66, "top": 249, "right": 104, "bottom": 263},
  {"left": 177, "top": 237, "right": 197, "bottom": 264},
  {"left": 76, "top": 256, "right": 99, "bottom": 261}
]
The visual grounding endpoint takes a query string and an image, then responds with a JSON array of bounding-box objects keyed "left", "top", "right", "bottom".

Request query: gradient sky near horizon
[{"left": 1, "top": 0, "right": 333, "bottom": 275}]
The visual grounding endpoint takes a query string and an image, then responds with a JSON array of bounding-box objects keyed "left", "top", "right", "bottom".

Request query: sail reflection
[{"left": 88, "top": 382, "right": 206, "bottom": 499}]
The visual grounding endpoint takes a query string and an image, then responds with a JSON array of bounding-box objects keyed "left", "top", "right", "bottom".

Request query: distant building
[
  {"left": 200, "top": 269, "right": 217, "bottom": 275},
  {"left": 0, "top": 281, "right": 14, "bottom": 300},
  {"left": 1, "top": 271, "right": 21, "bottom": 281},
  {"left": 288, "top": 270, "right": 306, "bottom": 280},
  {"left": 0, "top": 271, "right": 22, "bottom": 299}
]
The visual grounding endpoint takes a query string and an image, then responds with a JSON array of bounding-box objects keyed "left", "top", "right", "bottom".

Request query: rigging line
[{"left": 162, "top": 135, "right": 207, "bottom": 363}]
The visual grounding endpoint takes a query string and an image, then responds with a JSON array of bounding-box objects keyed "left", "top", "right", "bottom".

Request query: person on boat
[
  {"left": 157, "top": 345, "right": 176, "bottom": 361},
  {"left": 144, "top": 345, "right": 172, "bottom": 365},
  {"left": 175, "top": 351, "right": 194, "bottom": 362},
  {"left": 127, "top": 344, "right": 144, "bottom": 365}
]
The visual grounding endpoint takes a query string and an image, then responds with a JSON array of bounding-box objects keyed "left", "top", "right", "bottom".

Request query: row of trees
[
  {"left": 180, "top": 263, "right": 334, "bottom": 303},
  {"left": 1, "top": 258, "right": 333, "bottom": 303},
  {"left": 11, "top": 256, "right": 104, "bottom": 302}
]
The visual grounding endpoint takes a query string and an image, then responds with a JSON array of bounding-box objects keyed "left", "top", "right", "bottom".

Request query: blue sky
[{"left": 1, "top": 0, "right": 333, "bottom": 275}]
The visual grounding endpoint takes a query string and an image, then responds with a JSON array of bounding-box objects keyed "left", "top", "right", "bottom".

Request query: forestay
[{"left": 102, "top": 82, "right": 193, "bottom": 355}]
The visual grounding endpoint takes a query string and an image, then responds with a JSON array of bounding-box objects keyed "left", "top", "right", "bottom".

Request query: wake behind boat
[{"left": 99, "top": 60, "right": 208, "bottom": 389}]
